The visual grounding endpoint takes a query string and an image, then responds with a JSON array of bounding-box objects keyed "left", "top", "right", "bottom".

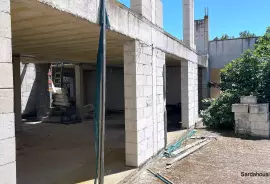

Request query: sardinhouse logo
[{"left": 241, "top": 172, "right": 270, "bottom": 177}]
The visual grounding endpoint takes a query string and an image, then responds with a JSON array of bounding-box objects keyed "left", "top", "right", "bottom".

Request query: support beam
[
  {"left": 0, "top": 0, "right": 17, "bottom": 183},
  {"left": 181, "top": 60, "right": 199, "bottom": 128},
  {"left": 75, "top": 64, "right": 84, "bottom": 120},
  {"left": 12, "top": 56, "right": 22, "bottom": 132},
  {"left": 124, "top": 40, "right": 165, "bottom": 167}
]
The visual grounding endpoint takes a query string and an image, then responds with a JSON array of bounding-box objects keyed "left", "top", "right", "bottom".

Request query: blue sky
[{"left": 117, "top": 0, "right": 270, "bottom": 40}]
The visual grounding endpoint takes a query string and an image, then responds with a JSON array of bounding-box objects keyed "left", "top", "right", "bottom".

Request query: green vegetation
[
  {"left": 201, "top": 27, "right": 270, "bottom": 129},
  {"left": 213, "top": 30, "right": 257, "bottom": 41}
]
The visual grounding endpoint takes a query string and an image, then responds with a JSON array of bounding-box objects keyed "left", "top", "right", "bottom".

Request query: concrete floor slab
[{"left": 17, "top": 114, "right": 135, "bottom": 184}]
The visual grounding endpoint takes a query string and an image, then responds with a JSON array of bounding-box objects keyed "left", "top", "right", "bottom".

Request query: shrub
[{"left": 201, "top": 27, "right": 270, "bottom": 129}]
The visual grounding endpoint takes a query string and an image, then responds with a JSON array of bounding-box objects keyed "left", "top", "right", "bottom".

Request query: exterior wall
[
  {"left": 209, "top": 37, "right": 258, "bottom": 69},
  {"left": 84, "top": 67, "right": 124, "bottom": 111},
  {"left": 210, "top": 68, "right": 221, "bottom": 98},
  {"left": 166, "top": 66, "right": 181, "bottom": 105},
  {"left": 181, "top": 60, "right": 199, "bottom": 128},
  {"left": 0, "top": 0, "right": 17, "bottom": 183},
  {"left": 124, "top": 40, "right": 165, "bottom": 167}
]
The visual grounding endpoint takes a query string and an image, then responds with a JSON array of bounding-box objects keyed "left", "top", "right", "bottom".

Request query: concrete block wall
[
  {"left": 181, "top": 60, "right": 199, "bottom": 128},
  {"left": 233, "top": 96, "right": 270, "bottom": 138},
  {"left": 0, "top": 0, "right": 17, "bottom": 183},
  {"left": 124, "top": 40, "right": 165, "bottom": 167}
]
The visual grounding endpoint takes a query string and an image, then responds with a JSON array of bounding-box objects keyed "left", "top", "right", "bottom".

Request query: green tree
[{"left": 239, "top": 30, "right": 256, "bottom": 38}]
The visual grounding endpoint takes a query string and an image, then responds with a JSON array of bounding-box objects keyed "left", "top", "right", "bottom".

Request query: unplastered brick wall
[
  {"left": 124, "top": 40, "right": 165, "bottom": 167},
  {"left": 232, "top": 96, "right": 270, "bottom": 138}
]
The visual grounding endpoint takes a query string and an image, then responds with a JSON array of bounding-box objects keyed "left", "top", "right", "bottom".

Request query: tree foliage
[
  {"left": 202, "top": 27, "right": 270, "bottom": 129},
  {"left": 213, "top": 30, "right": 256, "bottom": 41}
]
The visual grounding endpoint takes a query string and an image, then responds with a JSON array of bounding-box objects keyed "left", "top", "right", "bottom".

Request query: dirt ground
[{"left": 127, "top": 129, "right": 270, "bottom": 184}]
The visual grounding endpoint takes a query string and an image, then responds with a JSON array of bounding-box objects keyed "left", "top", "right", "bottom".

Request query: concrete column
[
  {"left": 35, "top": 64, "right": 50, "bottom": 120},
  {"left": 75, "top": 64, "right": 84, "bottom": 120},
  {"left": 12, "top": 56, "right": 22, "bottom": 132},
  {"left": 124, "top": 40, "right": 165, "bottom": 167},
  {"left": 183, "top": 0, "right": 195, "bottom": 49},
  {"left": 181, "top": 60, "right": 199, "bottom": 128},
  {"left": 130, "top": 0, "right": 163, "bottom": 27},
  {"left": 0, "top": 0, "right": 17, "bottom": 183}
]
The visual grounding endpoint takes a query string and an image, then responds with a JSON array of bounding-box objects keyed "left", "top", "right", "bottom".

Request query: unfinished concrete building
[{"left": 0, "top": 0, "right": 208, "bottom": 183}]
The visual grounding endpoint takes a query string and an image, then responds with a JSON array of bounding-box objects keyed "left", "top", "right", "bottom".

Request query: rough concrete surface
[{"left": 127, "top": 129, "right": 270, "bottom": 184}]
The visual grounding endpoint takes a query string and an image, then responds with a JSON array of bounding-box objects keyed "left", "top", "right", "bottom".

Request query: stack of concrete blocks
[
  {"left": 0, "top": 0, "right": 16, "bottom": 183},
  {"left": 124, "top": 40, "right": 165, "bottom": 167},
  {"left": 232, "top": 96, "right": 270, "bottom": 138}
]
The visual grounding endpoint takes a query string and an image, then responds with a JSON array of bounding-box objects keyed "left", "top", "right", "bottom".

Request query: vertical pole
[
  {"left": 99, "top": 0, "right": 106, "bottom": 183},
  {"left": 163, "top": 64, "right": 167, "bottom": 147}
]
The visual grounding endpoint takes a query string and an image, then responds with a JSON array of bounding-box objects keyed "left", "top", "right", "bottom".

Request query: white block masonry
[
  {"left": 240, "top": 96, "right": 257, "bottom": 104},
  {"left": 0, "top": 0, "right": 16, "bottom": 183},
  {"left": 232, "top": 104, "right": 249, "bottom": 113},
  {"left": 130, "top": 0, "right": 163, "bottom": 28},
  {"left": 124, "top": 40, "right": 165, "bottom": 167},
  {"left": 181, "top": 60, "right": 199, "bottom": 128}
]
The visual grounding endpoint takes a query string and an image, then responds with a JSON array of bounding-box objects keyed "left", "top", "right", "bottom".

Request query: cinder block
[
  {"left": 232, "top": 104, "right": 249, "bottom": 113},
  {"left": 251, "top": 129, "right": 270, "bottom": 138},
  {"left": 124, "top": 98, "right": 136, "bottom": 109},
  {"left": 145, "top": 126, "right": 154, "bottom": 138},
  {"left": 137, "top": 97, "right": 147, "bottom": 108},
  {"left": 235, "top": 113, "right": 249, "bottom": 121},
  {"left": 126, "top": 154, "right": 144, "bottom": 167},
  {"left": 125, "top": 129, "right": 145, "bottom": 144},
  {"left": 0, "top": 0, "right": 10, "bottom": 13},
  {"left": 0, "top": 113, "right": 14, "bottom": 140},
  {"left": 157, "top": 139, "right": 165, "bottom": 150},
  {"left": 146, "top": 76, "right": 152, "bottom": 85},
  {"left": 158, "top": 122, "right": 164, "bottom": 131},
  {"left": 0, "top": 137, "right": 15, "bottom": 166},
  {"left": 249, "top": 104, "right": 269, "bottom": 114},
  {"left": 146, "top": 136, "right": 154, "bottom": 148},
  {"left": 251, "top": 121, "right": 270, "bottom": 131},
  {"left": 144, "top": 86, "right": 152, "bottom": 97},
  {"left": 0, "top": 162, "right": 16, "bottom": 184},
  {"left": 249, "top": 113, "right": 269, "bottom": 122},
  {"left": 145, "top": 146, "right": 154, "bottom": 160},
  {"left": 0, "top": 37, "right": 12, "bottom": 63},
  {"left": 158, "top": 130, "right": 165, "bottom": 141},
  {"left": 125, "top": 118, "right": 147, "bottom": 131},
  {"left": 0, "top": 89, "right": 14, "bottom": 113},
  {"left": 156, "top": 76, "right": 163, "bottom": 86},
  {"left": 240, "top": 96, "right": 257, "bottom": 104},
  {"left": 0, "top": 11, "right": 11, "bottom": 38},
  {"left": 125, "top": 142, "right": 138, "bottom": 155},
  {"left": 235, "top": 119, "right": 250, "bottom": 130},
  {"left": 144, "top": 106, "right": 152, "bottom": 118}
]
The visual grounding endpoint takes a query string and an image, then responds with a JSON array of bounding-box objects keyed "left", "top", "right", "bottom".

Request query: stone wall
[{"left": 232, "top": 96, "right": 270, "bottom": 138}]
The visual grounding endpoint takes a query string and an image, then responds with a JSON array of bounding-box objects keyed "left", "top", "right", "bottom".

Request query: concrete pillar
[
  {"left": 0, "top": 0, "right": 17, "bottom": 183},
  {"left": 181, "top": 60, "right": 199, "bottom": 128},
  {"left": 201, "top": 67, "right": 210, "bottom": 99},
  {"left": 183, "top": 0, "right": 195, "bottom": 49},
  {"left": 75, "top": 64, "right": 84, "bottom": 120},
  {"left": 35, "top": 64, "right": 50, "bottom": 120},
  {"left": 12, "top": 56, "right": 22, "bottom": 132},
  {"left": 124, "top": 40, "right": 165, "bottom": 167},
  {"left": 130, "top": 0, "right": 163, "bottom": 27}
]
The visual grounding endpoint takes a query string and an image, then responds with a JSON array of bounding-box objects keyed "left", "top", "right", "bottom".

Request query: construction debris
[
  {"left": 147, "top": 169, "right": 174, "bottom": 184},
  {"left": 171, "top": 139, "right": 206, "bottom": 156},
  {"left": 190, "top": 135, "right": 218, "bottom": 140},
  {"left": 166, "top": 140, "right": 212, "bottom": 169}
]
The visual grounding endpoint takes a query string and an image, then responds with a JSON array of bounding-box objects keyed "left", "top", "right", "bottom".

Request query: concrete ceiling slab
[{"left": 11, "top": 0, "right": 132, "bottom": 64}]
